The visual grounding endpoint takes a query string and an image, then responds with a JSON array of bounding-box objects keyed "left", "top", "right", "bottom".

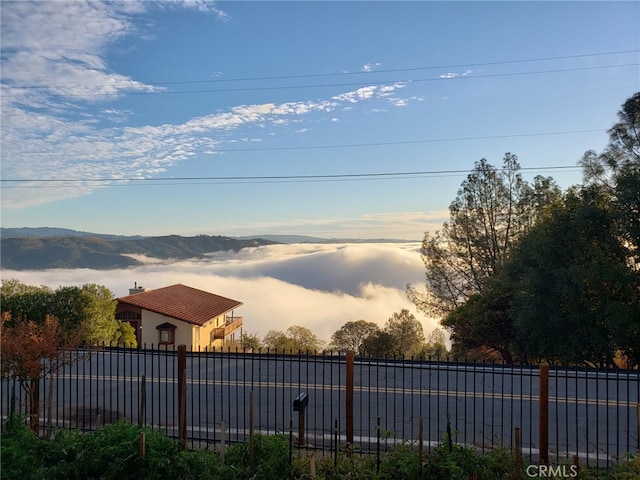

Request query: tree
[
  {"left": 242, "top": 332, "right": 263, "bottom": 351},
  {"left": 1, "top": 314, "right": 84, "bottom": 432},
  {"left": 385, "top": 309, "right": 425, "bottom": 358},
  {"left": 360, "top": 330, "right": 395, "bottom": 358},
  {"left": 285, "top": 325, "right": 324, "bottom": 353},
  {"left": 504, "top": 186, "right": 639, "bottom": 366},
  {"left": 0, "top": 279, "right": 53, "bottom": 325},
  {"left": 441, "top": 279, "right": 519, "bottom": 363},
  {"left": 408, "top": 154, "right": 560, "bottom": 316},
  {"left": 421, "top": 327, "right": 449, "bottom": 359},
  {"left": 50, "top": 284, "right": 119, "bottom": 344},
  {"left": 329, "top": 320, "right": 380, "bottom": 354},
  {"left": 263, "top": 330, "right": 294, "bottom": 352},
  {"left": 1, "top": 280, "right": 129, "bottom": 346}
]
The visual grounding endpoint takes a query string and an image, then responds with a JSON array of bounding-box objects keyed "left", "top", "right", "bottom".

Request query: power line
[
  {"left": 1, "top": 165, "right": 583, "bottom": 186},
  {"left": 5, "top": 49, "right": 638, "bottom": 90},
  {"left": 2, "top": 63, "right": 637, "bottom": 98},
  {"left": 7, "top": 128, "right": 607, "bottom": 158}
]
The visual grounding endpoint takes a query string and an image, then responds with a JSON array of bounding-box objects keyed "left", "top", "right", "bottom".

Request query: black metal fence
[{"left": 2, "top": 346, "right": 639, "bottom": 468}]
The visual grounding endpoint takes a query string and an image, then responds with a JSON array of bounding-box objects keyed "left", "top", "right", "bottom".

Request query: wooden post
[
  {"left": 220, "top": 421, "right": 226, "bottom": 464},
  {"left": 637, "top": 404, "right": 640, "bottom": 454},
  {"left": 345, "top": 351, "right": 354, "bottom": 445},
  {"left": 138, "top": 375, "right": 146, "bottom": 427},
  {"left": 138, "top": 432, "right": 146, "bottom": 456},
  {"left": 177, "top": 345, "right": 187, "bottom": 450},
  {"left": 298, "top": 410, "right": 306, "bottom": 446},
  {"left": 310, "top": 454, "right": 316, "bottom": 478},
  {"left": 418, "top": 417, "right": 424, "bottom": 472},
  {"left": 515, "top": 427, "right": 522, "bottom": 480},
  {"left": 539, "top": 364, "right": 549, "bottom": 465},
  {"left": 572, "top": 454, "right": 580, "bottom": 480},
  {"left": 249, "top": 390, "right": 255, "bottom": 467}
]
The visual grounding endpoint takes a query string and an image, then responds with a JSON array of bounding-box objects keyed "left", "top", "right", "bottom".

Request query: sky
[{"left": 1, "top": 1, "right": 639, "bottom": 239}]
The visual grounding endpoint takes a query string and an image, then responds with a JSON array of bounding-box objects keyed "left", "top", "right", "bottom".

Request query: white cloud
[
  {"left": 361, "top": 62, "right": 381, "bottom": 72},
  {"left": 0, "top": 3, "right": 419, "bottom": 209},
  {"left": 439, "top": 69, "right": 473, "bottom": 79},
  {"left": 1, "top": 243, "right": 440, "bottom": 343}
]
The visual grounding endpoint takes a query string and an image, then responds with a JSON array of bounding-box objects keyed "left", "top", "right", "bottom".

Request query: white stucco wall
[{"left": 139, "top": 309, "right": 228, "bottom": 350}]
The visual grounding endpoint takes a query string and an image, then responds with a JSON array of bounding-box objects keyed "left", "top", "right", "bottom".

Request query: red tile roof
[{"left": 117, "top": 284, "right": 242, "bottom": 326}]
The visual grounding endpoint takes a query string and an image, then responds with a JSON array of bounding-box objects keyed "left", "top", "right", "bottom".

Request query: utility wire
[
  {"left": 1, "top": 165, "right": 583, "bottom": 186},
  {"left": 5, "top": 49, "right": 638, "bottom": 90},
  {"left": 2, "top": 63, "right": 637, "bottom": 98},
  {"left": 7, "top": 128, "right": 607, "bottom": 158}
]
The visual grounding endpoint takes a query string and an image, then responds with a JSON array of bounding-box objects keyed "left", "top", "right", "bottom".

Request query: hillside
[{"left": 0, "top": 235, "right": 279, "bottom": 270}]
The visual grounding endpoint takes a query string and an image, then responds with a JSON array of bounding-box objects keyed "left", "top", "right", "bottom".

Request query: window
[{"left": 156, "top": 323, "right": 176, "bottom": 345}]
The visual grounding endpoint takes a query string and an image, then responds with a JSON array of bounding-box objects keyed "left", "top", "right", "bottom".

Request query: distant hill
[
  {"left": 1, "top": 234, "right": 279, "bottom": 270},
  {"left": 1, "top": 227, "right": 145, "bottom": 240},
  {"left": 234, "top": 234, "right": 417, "bottom": 244}
]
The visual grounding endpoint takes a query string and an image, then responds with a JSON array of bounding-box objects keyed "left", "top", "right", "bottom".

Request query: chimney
[{"left": 129, "top": 282, "right": 148, "bottom": 295}]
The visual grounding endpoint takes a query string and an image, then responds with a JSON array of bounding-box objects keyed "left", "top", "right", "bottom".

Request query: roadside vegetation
[{"left": 2, "top": 416, "right": 638, "bottom": 480}]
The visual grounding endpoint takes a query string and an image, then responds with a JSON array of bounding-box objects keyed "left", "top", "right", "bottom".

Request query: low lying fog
[{"left": 3, "top": 243, "right": 437, "bottom": 342}]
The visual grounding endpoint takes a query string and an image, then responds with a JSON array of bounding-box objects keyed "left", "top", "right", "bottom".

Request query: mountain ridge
[{"left": 1, "top": 233, "right": 279, "bottom": 270}]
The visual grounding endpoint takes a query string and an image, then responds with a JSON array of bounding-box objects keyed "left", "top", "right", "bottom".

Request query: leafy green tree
[
  {"left": 1, "top": 279, "right": 53, "bottom": 325},
  {"left": 262, "top": 330, "right": 294, "bottom": 352},
  {"left": 241, "top": 332, "right": 263, "bottom": 351},
  {"left": 360, "top": 330, "right": 395, "bottom": 358},
  {"left": 50, "top": 284, "right": 118, "bottom": 345},
  {"left": 442, "top": 278, "right": 519, "bottom": 363},
  {"left": 329, "top": 320, "right": 380, "bottom": 354},
  {"left": 285, "top": 325, "right": 324, "bottom": 352},
  {"left": 114, "top": 321, "right": 137, "bottom": 347},
  {"left": 408, "top": 154, "right": 560, "bottom": 316},
  {"left": 420, "top": 327, "right": 449, "bottom": 359},
  {"left": 1, "top": 280, "right": 129, "bottom": 346},
  {"left": 505, "top": 186, "right": 639, "bottom": 366},
  {"left": 385, "top": 309, "right": 425, "bottom": 358}
]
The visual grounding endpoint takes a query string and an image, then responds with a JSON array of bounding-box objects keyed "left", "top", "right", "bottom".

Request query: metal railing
[{"left": 2, "top": 345, "right": 638, "bottom": 467}]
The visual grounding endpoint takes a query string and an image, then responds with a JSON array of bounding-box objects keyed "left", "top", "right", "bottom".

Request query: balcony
[{"left": 212, "top": 316, "right": 243, "bottom": 340}]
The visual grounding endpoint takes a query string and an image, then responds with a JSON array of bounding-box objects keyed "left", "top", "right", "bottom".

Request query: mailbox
[{"left": 293, "top": 392, "right": 309, "bottom": 411}]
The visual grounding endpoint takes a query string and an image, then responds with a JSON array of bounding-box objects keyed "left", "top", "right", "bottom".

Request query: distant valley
[{"left": 0, "top": 228, "right": 416, "bottom": 271}]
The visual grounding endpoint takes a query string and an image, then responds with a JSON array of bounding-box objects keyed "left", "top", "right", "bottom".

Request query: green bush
[
  {"left": 2, "top": 417, "right": 637, "bottom": 480},
  {"left": 0, "top": 416, "right": 48, "bottom": 480},
  {"left": 225, "top": 433, "right": 296, "bottom": 479}
]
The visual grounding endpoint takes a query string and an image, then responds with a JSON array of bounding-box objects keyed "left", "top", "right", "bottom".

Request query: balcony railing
[{"left": 212, "top": 316, "right": 243, "bottom": 339}]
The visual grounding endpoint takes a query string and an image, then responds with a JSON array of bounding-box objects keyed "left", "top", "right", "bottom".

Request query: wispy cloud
[
  {"left": 1, "top": 2, "right": 419, "bottom": 209},
  {"left": 361, "top": 62, "right": 381, "bottom": 72},
  {"left": 439, "top": 69, "right": 474, "bottom": 79}
]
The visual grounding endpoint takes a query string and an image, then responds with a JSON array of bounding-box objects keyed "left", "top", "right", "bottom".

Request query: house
[{"left": 116, "top": 283, "right": 243, "bottom": 350}]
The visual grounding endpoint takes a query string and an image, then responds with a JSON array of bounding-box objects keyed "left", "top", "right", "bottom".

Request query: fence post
[
  {"left": 418, "top": 417, "right": 424, "bottom": 472},
  {"left": 138, "top": 431, "right": 146, "bottom": 456},
  {"left": 249, "top": 390, "right": 254, "bottom": 467},
  {"left": 539, "top": 364, "right": 549, "bottom": 465},
  {"left": 138, "top": 375, "right": 146, "bottom": 427},
  {"left": 515, "top": 427, "right": 522, "bottom": 480},
  {"left": 177, "top": 345, "right": 187, "bottom": 450},
  {"left": 220, "top": 421, "right": 226, "bottom": 464},
  {"left": 346, "top": 351, "right": 354, "bottom": 446}
]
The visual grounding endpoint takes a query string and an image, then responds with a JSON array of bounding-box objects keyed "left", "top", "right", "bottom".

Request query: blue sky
[{"left": 1, "top": 1, "right": 639, "bottom": 239}]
